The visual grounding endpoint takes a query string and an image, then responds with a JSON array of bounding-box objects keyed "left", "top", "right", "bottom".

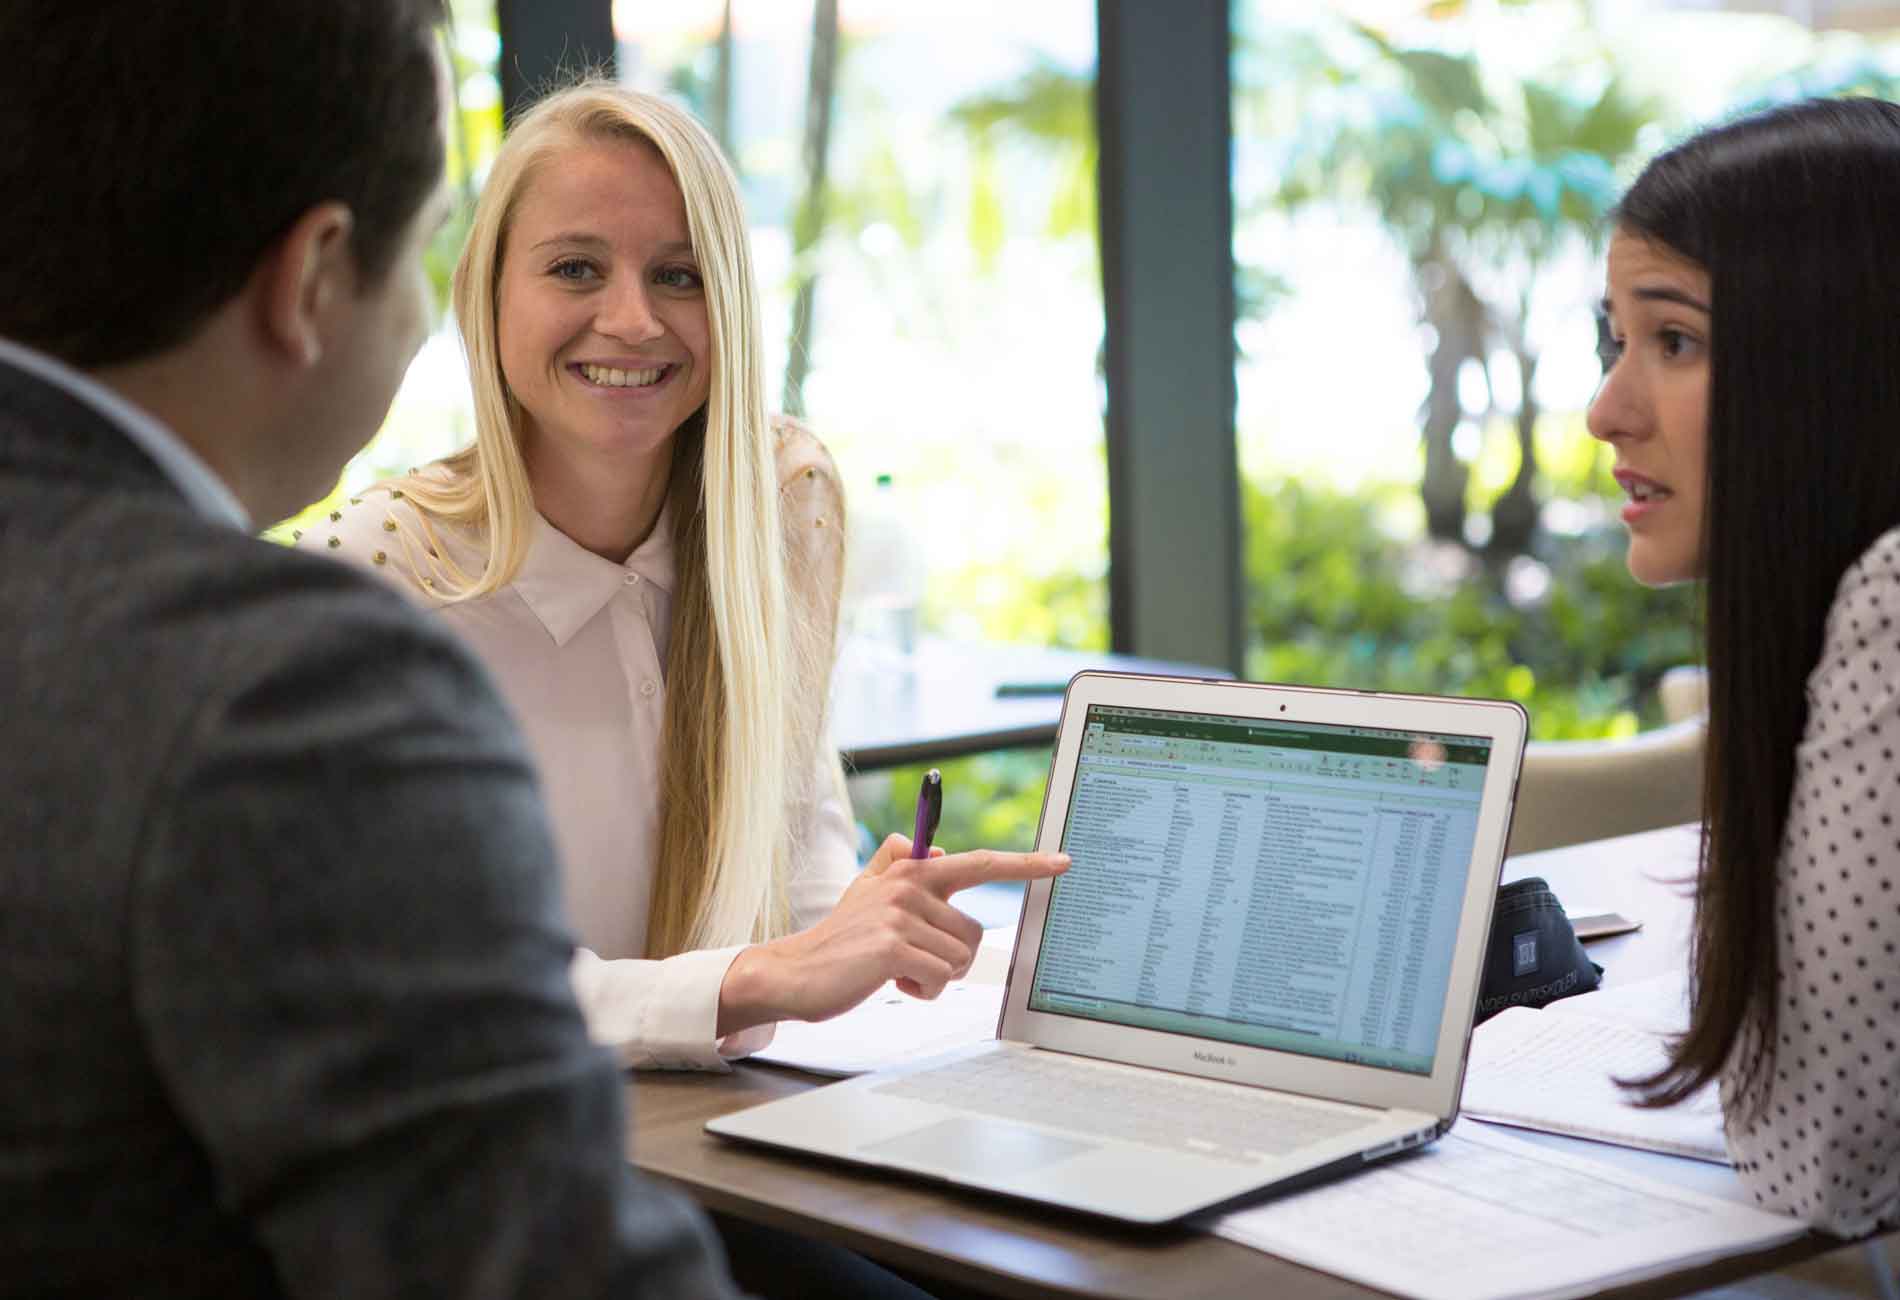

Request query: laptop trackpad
[{"left": 862, "top": 1117, "right": 1095, "bottom": 1177}]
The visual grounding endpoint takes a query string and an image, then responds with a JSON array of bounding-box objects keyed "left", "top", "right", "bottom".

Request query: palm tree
[
  {"left": 1243, "top": 16, "right": 1651, "bottom": 555},
  {"left": 950, "top": 60, "right": 1098, "bottom": 261},
  {"left": 783, "top": 0, "right": 841, "bottom": 418},
  {"left": 950, "top": 61, "right": 1289, "bottom": 378}
]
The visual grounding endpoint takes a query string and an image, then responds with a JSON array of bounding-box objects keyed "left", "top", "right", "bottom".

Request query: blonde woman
[{"left": 303, "top": 83, "right": 1063, "bottom": 1073}]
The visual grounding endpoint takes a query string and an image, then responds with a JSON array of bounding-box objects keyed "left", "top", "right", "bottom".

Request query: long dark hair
[{"left": 1617, "top": 97, "right": 1900, "bottom": 1113}]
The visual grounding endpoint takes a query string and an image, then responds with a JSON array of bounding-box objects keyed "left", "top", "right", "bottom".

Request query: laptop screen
[{"left": 1026, "top": 704, "right": 1494, "bottom": 1076}]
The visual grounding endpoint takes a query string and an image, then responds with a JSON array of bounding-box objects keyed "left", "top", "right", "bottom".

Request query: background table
[
  {"left": 829, "top": 636, "right": 1232, "bottom": 772},
  {"left": 625, "top": 824, "right": 1836, "bottom": 1299}
]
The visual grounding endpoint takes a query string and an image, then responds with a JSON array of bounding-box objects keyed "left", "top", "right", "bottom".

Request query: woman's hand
[{"left": 716, "top": 835, "right": 1068, "bottom": 1036}]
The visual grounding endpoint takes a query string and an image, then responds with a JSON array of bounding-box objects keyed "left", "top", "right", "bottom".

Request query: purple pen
[{"left": 911, "top": 768, "right": 943, "bottom": 858}]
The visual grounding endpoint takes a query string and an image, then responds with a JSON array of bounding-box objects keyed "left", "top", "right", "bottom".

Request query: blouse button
[
  {"left": 623, "top": 571, "right": 641, "bottom": 586},
  {"left": 640, "top": 679, "right": 658, "bottom": 698}
]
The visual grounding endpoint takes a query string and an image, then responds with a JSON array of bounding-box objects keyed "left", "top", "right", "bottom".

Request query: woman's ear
[{"left": 255, "top": 201, "right": 356, "bottom": 368}]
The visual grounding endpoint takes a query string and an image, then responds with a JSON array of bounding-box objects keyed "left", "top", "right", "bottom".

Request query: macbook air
[{"left": 708, "top": 671, "right": 1528, "bottom": 1223}]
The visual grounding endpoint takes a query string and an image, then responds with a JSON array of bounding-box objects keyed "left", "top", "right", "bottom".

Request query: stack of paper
[
  {"left": 750, "top": 980, "right": 1003, "bottom": 1077},
  {"left": 1208, "top": 1123, "right": 1803, "bottom": 1300}
]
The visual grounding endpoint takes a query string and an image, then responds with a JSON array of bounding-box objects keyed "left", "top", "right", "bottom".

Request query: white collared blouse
[{"left": 300, "top": 426, "right": 857, "bottom": 1070}]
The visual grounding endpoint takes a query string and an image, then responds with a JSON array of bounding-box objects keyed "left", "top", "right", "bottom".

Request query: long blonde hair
[{"left": 385, "top": 82, "right": 829, "bottom": 955}]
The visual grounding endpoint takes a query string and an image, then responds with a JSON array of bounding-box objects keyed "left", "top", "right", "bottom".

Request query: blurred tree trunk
[
  {"left": 1418, "top": 252, "right": 1485, "bottom": 544},
  {"left": 782, "top": 0, "right": 839, "bottom": 419},
  {"left": 1490, "top": 338, "right": 1541, "bottom": 559},
  {"left": 709, "top": 0, "right": 734, "bottom": 155}
]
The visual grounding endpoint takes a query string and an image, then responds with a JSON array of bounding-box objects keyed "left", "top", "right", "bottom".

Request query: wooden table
[
  {"left": 624, "top": 825, "right": 1829, "bottom": 1298},
  {"left": 829, "top": 637, "right": 1231, "bottom": 772}
]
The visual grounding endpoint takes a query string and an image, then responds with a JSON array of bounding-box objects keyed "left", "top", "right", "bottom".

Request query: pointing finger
[{"left": 906, "top": 849, "right": 1070, "bottom": 897}]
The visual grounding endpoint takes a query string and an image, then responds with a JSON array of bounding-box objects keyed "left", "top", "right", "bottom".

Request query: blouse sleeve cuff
[{"left": 569, "top": 944, "right": 760, "bottom": 1072}]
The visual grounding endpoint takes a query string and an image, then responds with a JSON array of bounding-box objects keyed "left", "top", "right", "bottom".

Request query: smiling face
[
  {"left": 495, "top": 137, "right": 712, "bottom": 482},
  {"left": 1587, "top": 229, "right": 1713, "bottom": 588}
]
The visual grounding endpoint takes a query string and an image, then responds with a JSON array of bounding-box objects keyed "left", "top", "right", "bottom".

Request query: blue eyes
[
  {"left": 544, "top": 258, "right": 702, "bottom": 291},
  {"left": 653, "top": 265, "right": 703, "bottom": 291}
]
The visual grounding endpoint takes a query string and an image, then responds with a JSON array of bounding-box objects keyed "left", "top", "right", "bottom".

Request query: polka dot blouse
[{"left": 1723, "top": 526, "right": 1900, "bottom": 1237}]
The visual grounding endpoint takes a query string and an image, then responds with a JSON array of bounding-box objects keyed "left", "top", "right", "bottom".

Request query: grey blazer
[{"left": 0, "top": 358, "right": 737, "bottom": 1298}]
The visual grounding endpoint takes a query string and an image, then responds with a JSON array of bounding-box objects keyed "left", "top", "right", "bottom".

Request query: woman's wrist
[{"left": 716, "top": 941, "right": 788, "bottom": 1037}]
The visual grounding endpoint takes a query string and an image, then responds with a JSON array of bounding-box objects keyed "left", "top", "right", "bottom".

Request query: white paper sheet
[
  {"left": 749, "top": 980, "right": 1004, "bottom": 1077},
  {"left": 1462, "top": 974, "right": 1727, "bottom": 1163},
  {"left": 1207, "top": 1123, "right": 1804, "bottom": 1300},
  {"left": 1565, "top": 970, "right": 1691, "bottom": 1037}
]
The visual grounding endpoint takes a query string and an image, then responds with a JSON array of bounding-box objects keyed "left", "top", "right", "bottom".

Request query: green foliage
[
  {"left": 431, "top": 3, "right": 503, "bottom": 313},
  {"left": 826, "top": 140, "right": 928, "bottom": 250},
  {"left": 948, "top": 59, "right": 1098, "bottom": 248},
  {"left": 853, "top": 749, "right": 1057, "bottom": 859},
  {"left": 925, "top": 563, "right": 1108, "bottom": 653},
  {"left": 422, "top": 201, "right": 475, "bottom": 326},
  {"left": 1252, "top": 17, "right": 1654, "bottom": 262},
  {"left": 964, "top": 134, "right": 1006, "bottom": 272},
  {"left": 1243, "top": 475, "right": 1697, "bottom": 742},
  {"left": 856, "top": 469, "right": 1698, "bottom": 855},
  {"left": 1731, "top": 51, "right": 1900, "bottom": 112}
]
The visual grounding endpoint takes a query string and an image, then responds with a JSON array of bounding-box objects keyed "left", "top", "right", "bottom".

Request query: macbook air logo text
[{"left": 1193, "top": 1050, "right": 1236, "bottom": 1067}]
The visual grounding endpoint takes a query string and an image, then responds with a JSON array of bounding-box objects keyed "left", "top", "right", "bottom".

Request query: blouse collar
[{"left": 512, "top": 502, "right": 676, "bottom": 646}]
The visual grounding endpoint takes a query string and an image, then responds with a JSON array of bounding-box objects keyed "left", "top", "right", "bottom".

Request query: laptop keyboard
[{"left": 871, "top": 1050, "right": 1378, "bottom": 1162}]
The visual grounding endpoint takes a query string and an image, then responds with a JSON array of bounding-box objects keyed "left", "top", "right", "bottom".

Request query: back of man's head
[{"left": 0, "top": 0, "right": 447, "bottom": 370}]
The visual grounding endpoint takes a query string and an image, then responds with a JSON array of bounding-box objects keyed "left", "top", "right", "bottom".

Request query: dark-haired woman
[{"left": 1590, "top": 95, "right": 1900, "bottom": 1236}]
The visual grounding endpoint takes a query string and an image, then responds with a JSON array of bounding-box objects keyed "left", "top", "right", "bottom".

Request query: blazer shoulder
[{"left": 42, "top": 519, "right": 484, "bottom": 750}]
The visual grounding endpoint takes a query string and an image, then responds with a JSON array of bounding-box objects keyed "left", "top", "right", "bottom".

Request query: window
[
  {"left": 623, "top": 2, "right": 1103, "bottom": 864},
  {"left": 1231, "top": 0, "right": 1899, "bottom": 739},
  {"left": 272, "top": 0, "right": 503, "bottom": 534},
  {"left": 619, "top": 1, "right": 1106, "bottom": 653}
]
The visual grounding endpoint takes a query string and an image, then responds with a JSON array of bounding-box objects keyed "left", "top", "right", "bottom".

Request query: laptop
[{"left": 708, "top": 671, "right": 1527, "bottom": 1223}]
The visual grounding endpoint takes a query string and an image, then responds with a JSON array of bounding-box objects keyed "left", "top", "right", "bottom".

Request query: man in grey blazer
[{"left": 0, "top": 3, "right": 738, "bottom": 1296}]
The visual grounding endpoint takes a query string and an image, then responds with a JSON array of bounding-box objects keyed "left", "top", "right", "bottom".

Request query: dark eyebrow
[
  {"left": 1635, "top": 285, "right": 1711, "bottom": 313},
  {"left": 1599, "top": 286, "right": 1712, "bottom": 318}
]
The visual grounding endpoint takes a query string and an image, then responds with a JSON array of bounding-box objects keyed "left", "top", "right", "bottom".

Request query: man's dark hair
[
  {"left": 1612, "top": 97, "right": 1900, "bottom": 1117},
  {"left": 0, "top": 0, "right": 447, "bottom": 367}
]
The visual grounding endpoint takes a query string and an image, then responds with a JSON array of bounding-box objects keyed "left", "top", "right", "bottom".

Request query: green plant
[
  {"left": 849, "top": 748, "right": 1056, "bottom": 860},
  {"left": 1236, "top": 8, "right": 1654, "bottom": 552},
  {"left": 1244, "top": 473, "right": 1696, "bottom": 740},
  {"left": 856, "top": 469, "right": 1700, "bottom": 859}
]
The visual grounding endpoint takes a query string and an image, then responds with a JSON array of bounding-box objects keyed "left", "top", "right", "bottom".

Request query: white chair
[
  {"left": 1656, "top": 664, "right": 1708, "bottom": 728},
  {"left": 1506, "top": 666, "right": 1707, "bottom": 858},
  {"left": 1507, "top": 716, "right": 1705, "bottom": 857}
]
